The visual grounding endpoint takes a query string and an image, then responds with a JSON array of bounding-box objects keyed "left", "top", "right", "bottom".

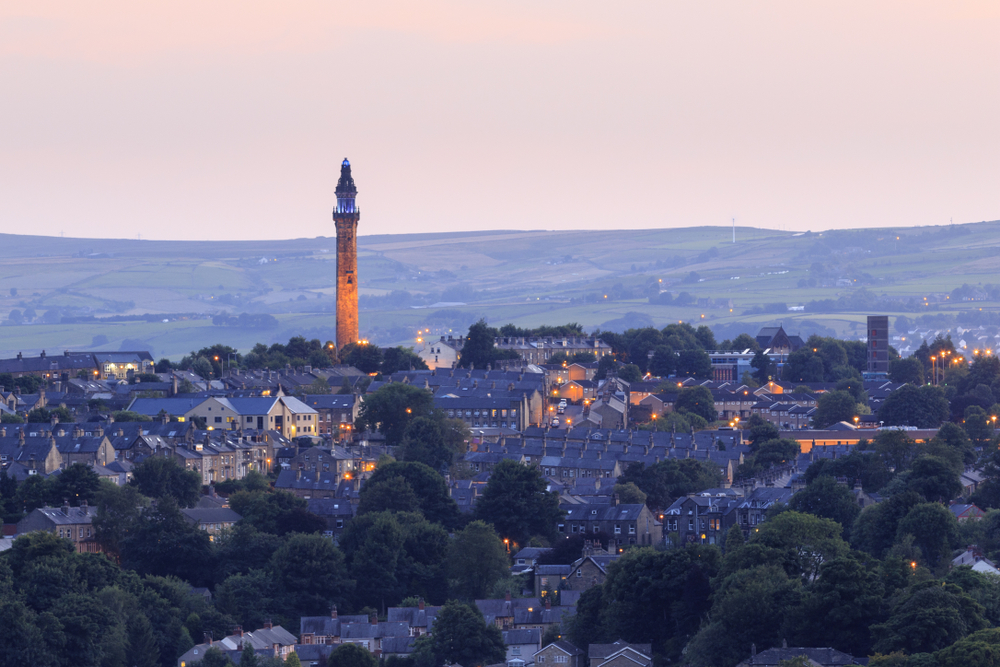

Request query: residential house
[
  {"left": 533, "top": 640, "right": 585, "bottom": 667},
  {"left": 503, "top": 629, "right": 542, "bottom": 666},
  {"left": 0, "top": 350, "right": 99, "bottom": 380},
  {"left": 735, "top": 645, "right": 857, "bottom": 667},
  {"left": 386, "top": 600, "right": 440, "bottom": 637},
  {"left": 17, "top": 502, "right": 100, "bottom": 553},
  {"left": 302, "top": 394, "right": 360, "bottom": 439},
  {"left": 180, "top": 507, "right": 242, "bottom": 537},
  {"left": 415, "top": 336, "right": 464, "bottom": 370},
  {"left": 177, "top": 623, "right": 298, "bottom": 666},
  {"left": 559, "top": 503, "right": 661, "bottom": 547},
  {"left": 587, "top": 641, "right": 652, "bottom": 667},
  {"left": 564, "top": 550, "right": 620, "bottom": 592},
  {"left": 300, "top": 607, "right": 370, "bottom": 645},
  {"left": 476, "top": 595, "right": 541, "bottom": 630},
  {"left": 950, "top": 503, "right": 986, "bottom": 522},
  {"left": 952, "top": 546, "right": 1000, "bottom": 576},
  {"left": 0, "top": 428, "right": 64, "bottom": 474},
  {"left": 94, "top": 351, "right": 155, "bottom": 380},
  {"left": 663, "top": 492, "right": 741, "bottom": 546},
  {"left": 533, "top": 564, "right": 571, "bottom": 598}
]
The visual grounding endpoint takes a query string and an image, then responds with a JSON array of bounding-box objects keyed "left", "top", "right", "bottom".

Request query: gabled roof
[{"left": 536, "top": 640, "right": 583, "bottom": 658}]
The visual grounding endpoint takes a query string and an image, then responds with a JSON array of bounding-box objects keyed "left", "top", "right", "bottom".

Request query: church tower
[{"left": 334, "top": 158, "right": 359, "bottom": 350}]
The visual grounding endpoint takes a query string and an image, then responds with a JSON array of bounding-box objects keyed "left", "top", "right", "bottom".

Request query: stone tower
[{"left": 334, "top": 158, "right": 359, "bottom": 350}]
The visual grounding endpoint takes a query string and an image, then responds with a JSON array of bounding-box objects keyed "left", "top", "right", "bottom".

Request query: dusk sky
[{"left": 2, "top": 1, "right": 998, "bottom": 240}]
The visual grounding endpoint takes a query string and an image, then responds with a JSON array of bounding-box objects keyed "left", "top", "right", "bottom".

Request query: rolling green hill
[{"left": 1, "top": 220, "right": 999, "bottom": 359}]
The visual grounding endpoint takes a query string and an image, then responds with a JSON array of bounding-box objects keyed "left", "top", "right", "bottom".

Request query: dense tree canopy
[{"left": 473, "top": 460, "right": 562, "bottom": 545}]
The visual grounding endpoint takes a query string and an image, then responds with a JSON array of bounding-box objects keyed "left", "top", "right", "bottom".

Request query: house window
[
  {"left": 629, "top": 525, "right": 636, "bottom": 534},
  {"left": 537, "top": 657, "right": 545, "bottom": 664},
  {"left": 555, "top": 657, "right": 567, "bottom": 663},
  {"left": 614, "top": 524, "right": 621, "bottom": 534},
  {"left": 576, "top": 570, "right": 582, "bottom": 577}
]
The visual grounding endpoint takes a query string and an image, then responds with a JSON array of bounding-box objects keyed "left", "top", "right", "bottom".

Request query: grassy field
[{"left": 2, "top": 220, "right": 1000, "bottom": 359}]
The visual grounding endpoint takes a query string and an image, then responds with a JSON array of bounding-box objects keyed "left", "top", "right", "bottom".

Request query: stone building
[{"left": 334, "top": 158, "right": 360, "bottom": 349}]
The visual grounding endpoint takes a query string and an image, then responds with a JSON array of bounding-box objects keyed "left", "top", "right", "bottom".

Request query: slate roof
[
  {"left": 386, "top": 605, "right": 441, "bottom": 629},
  {"left": 128, "top": 397, "right": 208, "bottom": 416},
  {"left": 180, "top": 508, "right": 242, "bottom": 525},
  {"left": 589, "top": 641, "right": 652, "bottom": 661}
]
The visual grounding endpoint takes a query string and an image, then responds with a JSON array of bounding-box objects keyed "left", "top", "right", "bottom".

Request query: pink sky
[{"left": 1, "top": 1, "right": 998, "bottom": 240}]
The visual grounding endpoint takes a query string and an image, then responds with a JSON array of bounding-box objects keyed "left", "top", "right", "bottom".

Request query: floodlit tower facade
[{"left": 334, "top": 158, "right": 360, "bottom": 350}]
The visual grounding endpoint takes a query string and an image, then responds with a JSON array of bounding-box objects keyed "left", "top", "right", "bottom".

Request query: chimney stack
[{"left": 331, "top": 605, "right": 338, "bottom": 619}]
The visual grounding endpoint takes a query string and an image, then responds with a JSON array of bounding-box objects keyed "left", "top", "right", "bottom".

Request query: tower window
[{"left": 347, "top": 277, "right": 352, "bottom": 284}]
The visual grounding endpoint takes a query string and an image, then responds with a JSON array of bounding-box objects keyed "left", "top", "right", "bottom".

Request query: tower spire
[{"left": 334, "top": 158, "right": 360, "bottom": 350}]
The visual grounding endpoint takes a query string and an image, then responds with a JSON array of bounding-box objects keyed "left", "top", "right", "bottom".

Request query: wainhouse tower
[{"left": 334, "top": 158, "right": 359, "bottom": 350}]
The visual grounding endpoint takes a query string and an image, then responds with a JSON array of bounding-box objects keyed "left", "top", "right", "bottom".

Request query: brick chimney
[
  {"left": 370, "top": 614, "right": 378, "bottom": 625},
  {"left": 235, "top": 626, "right": 243, "bottom": 637},
  {"left": 204, "top": 632, "right": 213, "bottom": 645},
  {"left": 330, "top": 605, "right": 338, "bottom": 619},
  {"left": 505, "top": 590, "right": 511, "bottom": 602},
  {"left": 545, "top": 597, "right": 551, "bottom": 610},
  {"left": 264, "top": 619, "right": 272, "bottom": 630},
  {"left": 418, "top": 598, "right": 425, "bottom": 611}
]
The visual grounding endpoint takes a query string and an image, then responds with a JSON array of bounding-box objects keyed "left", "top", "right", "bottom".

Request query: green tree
[
  {"left": 684, "top": 565, "right": 802, "bottom": 667},
  {"left": 473, "top": 459, "right": 562, "bottom": 545},
  {"left": 341, "top": 342, "right": 384, "bottom": 374},
  {"left": 616, "top": 459, "right": 721, "bottom": 511},
  {"left": 328, "top": 642, "right": 379, "bottom": 667},
  {"left": 648, "top": 346, "right": 675, "bottom": 377},
  {"left": 447, "top": 521, "right": 511, "bottom": 601},
  {"left": 459, "top": 319, "right": 515, "bottom": 370},
  {"left": 789, "top": 554, "right": 884, "bottom": 656},
  {"left": 272, "top": 533, "right": 354, "bottom": 624},
  {"left": 875, "top": 429, "right": 919, "bottom": 473},
  {"left": 26, "top": 406, "right": 73, "bottom": 423},
  {"left": 601, "top": 545, "right": 721, "bottom": 661},
  {"left": 125, "top": 613, "right": 160, "bottom": 667},
  {"left": 93, "top": 482, "right": 150, "bottom": 559},
  {"left": 675, "top": 386, "right": 717, "bottom": 422},
  {"left": 964, "top": 405, "right": 995, "bottom": 448},
  {"left": 216, "top": 569, "right": 280, "bottom": 630},
  {"left": 361, "top": 461, "right": 460, "bottom": 528},
  {"left": 872, "top": 580, "right": 987, "bottom": 654},
  {"left": 119, "top": 497, "right": 214, "bottom": 585},
  {"left": 413, "top": 600, "right": 505, "bottom": 667},
  {"left": 812, "top": 390, "right": 861, "bottom": 428},
  {"left": 751, "top": 349, "right": 773, "bottom": 385},
  {"left": 397, "top": 416, "right": 467, "bottom": 472},
  {"left": 906, "top": 455, "right": 963, "bottom": 503},
  {"left": 286, "top": 652, "right": 302, "bottom": 667},
  {"left": 48, "top": 463, "right": 102, "bottom": 507},
  {"left": 357, "top": 475, "right": 420, "bottom": 515},
  {"left": 889, "top": 357, "right": 925, "bottom": 384},
  {"left": 787, "top": 475, "right": 860, "bottom": 537},
  {"left": 381, "top": 346, "right": 429, "bottom": 375},
  {"left": 879, "top": 384, "right": 950, "bottom": 428},
  {"left": 851, "top": 491, "right": 923, "bottom": 558},
  {"left": 240, "top": 643, "right": 259, "bottom": 667},
  {"left": 111, "top": 410, "right": 153, "bottom": 422},
  {"left": 895, "top": 502, "right": 959, "bottom": 570},
  {"left": 675, "top": 349, "right": 713, "bottom": 379},
  {"left": 130, "top": 456, "right": 201, "bottom": 507},
  {"left": 727, "top": 511, "right": 849, "bottom": 583},
  {"left": 611, "top": 482, "right": 647, "bottom": 505},
  {"left": 746, "top": 414, "right": 780, "bottom": 449},
  {"left": 618, "top": 364, "right": 642, "bottom": 383},
  {"left": 934, "top": 627, "right": 1000, "bottom": 667},
  {"left": 229, "top": 490, "right": 325, "bottom": 536},
  {"left": 356, "top": 383, "right": 436, "bottom": 446}
]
